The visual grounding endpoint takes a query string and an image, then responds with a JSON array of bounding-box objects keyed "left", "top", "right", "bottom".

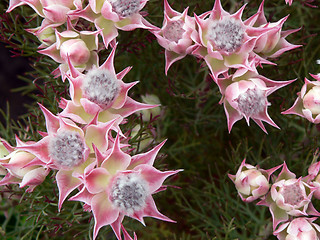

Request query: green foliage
[{"left": 0, "top": 0, "right": 319, "bottom": 239}]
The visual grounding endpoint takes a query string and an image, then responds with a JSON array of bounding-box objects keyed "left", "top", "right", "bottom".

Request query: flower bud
[
  {"left": 229, "top": 159, "right": 272, "bottom": 202},
  {"left": 60, "top": 39, "right": 91, "bottom": 66},
  {"left": 282, "top": 76, "right": 320, "bottom": 124},
  {"left": 303, "top": 86, "right": 320, "bottom": 115},
  {"left": 137, "top": 94, "right": 161, "bottom": 122}
]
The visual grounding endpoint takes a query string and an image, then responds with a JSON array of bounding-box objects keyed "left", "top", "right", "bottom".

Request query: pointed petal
[
  {"left": 16, "top": 138, "right": 51, "bottom": 164},
  {"left": 111, "top": 81, "right": 137, "bottom": 110},
  {"left": 129, "top": 140, "right": 166, "bottom": 169},
  {"left": 101, "top": 134, "right": 131, "bottom": 174},
  {"left": 122, "top": 224, "right": 137, "bottom": 240},
  {"left": 56, "top": 169, "right": 82, "bottom": 211},
  {"left": 110, "top": 214, "right": 125, "bottom": 240},
  {"left": 223, "top": 101, "right": 243, "bottom": 133},
  {"left": 69, "top": 185, "right": 94, "bottom": 205},
  {"left": 164, "top": 50, "right": 186, "bottom": 75},
  {"left": 85, "top": 167, "right": 110, "bottom": 194},
  {"left": 38, "top": 103, "right": 60, "bottom": 134},
  {"left": 0, "top": 173, "right": 20, "bottom": 186},
  {"left": 20, "top": 167, "right": 50, "bottom": 192},
  {"left": 276, "top": 162, "right": 296, "bottom": 182},
  {"left": 85, "top": 119, "right": 116, "bottom": 152},
  {"left": 92, "top": 193, "right": 119, "bottom": 240},
  {"left": 95, "top": 16, "right": 118, "bottom": 48},
  {"left": 134, "top": 164, "right": 181, "bottom": 193},
  {"left": 109, "top": 97, "right": 157, "bottom": 119},
  {"left": 132, "top": 196, "right": 175, "bottom": 224}
]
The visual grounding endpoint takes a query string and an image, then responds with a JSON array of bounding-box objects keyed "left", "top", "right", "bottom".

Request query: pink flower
[
  {"left": 192, "top": 0, "right": 272, "bottom": 77},
  {"left": 59, "top": 44, "right": 157, "bottom": 124},
  {"left": 257, "top": 162, "right": 320, "bottom": 229},
  {"left": 7, "top": 0, "right": 83, "bottom": 30},
  {"left": 70, "top": 136, "right": 181, "bottom": 240},
  {"left": 274, "top": 218, "right": 320, "bottom": 240},
  {"left": 217, "top": 70, "right": 295, "bottom": 133},
  {"left": 282, "top": 74, "right": 320, "bottom": 124},
  {"left": 38, "top": 19, "right": 100, "bottom": 80},
  {"left": 228, "top": 159, "right": 281, "bottom": 202},
  {"left": 245, "top": 1, "right": 300, "bottom": 59},
  {"left": 16, "top": 104, "right": 117, "bottom": 209},
  {"left": 0, "top": 139, "right": 50, "bottom": 192},
  {"left": 271, "top": 179, "right": 313, "bottom": 216},
  {"left": 152, "top": 0, "right": 197, "bottom": 74},
  {"left": 71, "top": 0, "right": 156, "bottom": 48}
]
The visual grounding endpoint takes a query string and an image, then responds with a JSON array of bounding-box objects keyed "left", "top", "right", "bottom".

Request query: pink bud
[
  {"left": 60, "top": 39, "right": 90, "bottom": 66},
  {"left": 229, "top": 159, "right": 273, "bottom": 202},
  {"left": 234, "top": 168, "right": 270, "bottom": 200},
  {"left": 282, "top": 75, "right": 320, "bottom": 124},
  {"left": 303, "top": 86, "right": 320, "bottom": 115}
]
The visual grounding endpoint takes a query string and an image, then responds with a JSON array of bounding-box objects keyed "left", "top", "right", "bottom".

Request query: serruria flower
[
  {"left": 282, "top": 74, "right": 320, "bottom": 124},
  {"left": 69, "top": 135, "right": 181, "bottom": 240},
  {"left": 274, "top": 218, "right": 320, "bottom": 240},
  {"left": 59, "top": 44, "right": 157, "bottom": 124},
  {"left": 228, "top": 159, "right": 281, "bottom": 202},
  {"left": 217, "top": 69, "right": 295, "bottom": 133},
  {"left": 7, "top": 0, "right": 83, "bottom": 31},
  {"left": 257, "top": 162, "right": 320, "bottom": 229},
  {"left": 192, "top": 0, "right": 273, "bottom": 77},
  {"left": 0, "top": 139, "right": 50, "bottom": 192},
  {"left": 71, "top": 0, "right": 156, "bottom": 48},
  {"left": 38, "top": 19, "right": 100, "bottom": 80},
  {"left": 152, "top": 0, "right": 197, "bottom": 74},
  {"left": 15, "top": 104, "right": 117, "bottom": 209},
  {"left": 245, "top": 1, "right": 300, "bottom": 59}
]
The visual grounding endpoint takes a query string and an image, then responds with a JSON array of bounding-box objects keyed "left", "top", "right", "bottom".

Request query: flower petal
[
  {"left": 56, "top": 169, "right": 82, "bottom": 211},
  {"left": 92, "top": 192, "right": 119, "bottom": 240}
]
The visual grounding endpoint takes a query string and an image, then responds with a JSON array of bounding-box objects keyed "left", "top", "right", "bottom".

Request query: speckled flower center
[
  {"left": 163, "top": 20, "right": 185, "bottom": 43},
  {"left": 83, "top": 68, "right": 120, "bottom": 109},
  {"left": 110, "top": 173, "right": 148, "bottom": 215},
  {"left": 207, "top": 17, "right": 244, "bottom": 53},
  {"left": 109, "top": 0, "right": 140, "bottom": 18},
  {"left": 49, "top": 131, "right": 85, "bottom": 168},
  {"left": 282, "top": 182, "right": 305, "bottom": 206},
  {"left": 236, "top": 88, "right": 266, "bottom": 117}
]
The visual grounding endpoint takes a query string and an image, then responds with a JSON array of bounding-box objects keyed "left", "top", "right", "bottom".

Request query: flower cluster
[
  {"left": 2, "top": 0, "right": 310, "bottom": 238},
  {"left": 229, "top": 159, "right": 320, "bottom": 239},
  {"left": 153, "top": 0, "right": 300, "bottom": 132},
  {"left": 4, "top": 0, "right": 182, "bottom": 239},
  {"left": 0, "top": 51, "right": 180, "bottom": 239}
]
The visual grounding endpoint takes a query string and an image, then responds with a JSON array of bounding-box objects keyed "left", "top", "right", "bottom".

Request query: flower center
[
  {"left": 163, "top": 20, "right": 185, "bottom": 43},
  {"left": 109, "top": 0, "right": 140, "bottom": 18},
  {"left": 49, "top": 131, "right": 85, "bottom": 168},
  {"left": 282, "top": 182, "right": 305, "bottom": 206},
  {"left": 207, "top": 17, "right": 244, "bottom": 53},
  {"left": 236, "top": 87, "right": 266, "bottom": 117},
  {"left": 82, "top": 68, "right": 120, "bottom": 109},
  {"left": 110, "top": 173, "right": 148, "bottom": 215}
]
